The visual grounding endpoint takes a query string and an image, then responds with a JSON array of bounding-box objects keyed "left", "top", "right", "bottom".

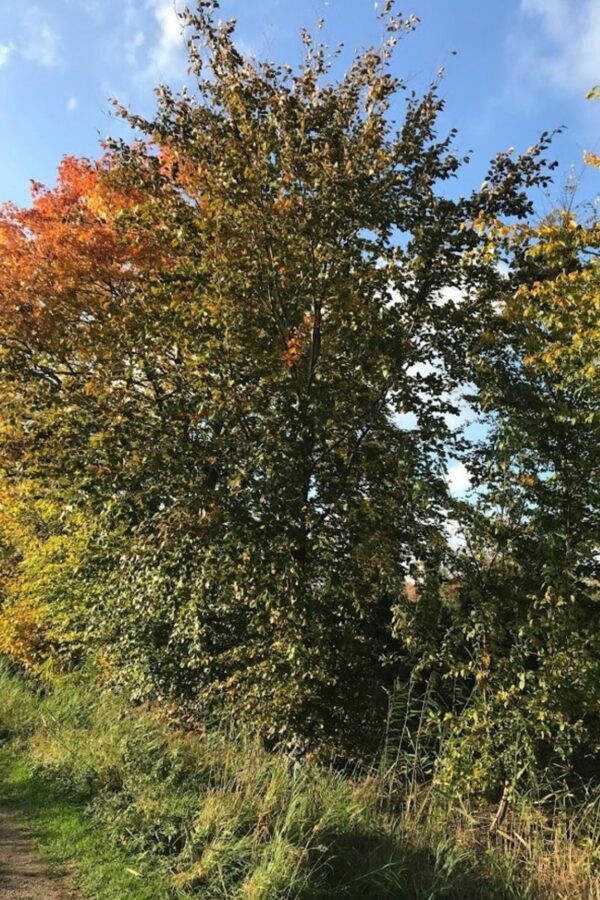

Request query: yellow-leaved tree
[{"left": 0, "top": 477, "right": 93, "bottom": 672}]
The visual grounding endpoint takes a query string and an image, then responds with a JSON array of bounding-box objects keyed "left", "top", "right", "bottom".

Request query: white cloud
[
  {"left": 118, "top": 1, "right": 187, "bottom": 86},
  {"left": 66, "top": 96, "right": 79, "bottom": 112},
  {"left": 0, "top": 43, "right": 13, "bottom": 68},
  {"left": 147, "top": 0, "right": 187, "bottom": 80},
  {"left": 446, "top": 461, "right": 471, "bottom": 495},
  {"left": 21, "top": 9, "right": 62, "bottom": 69},
  {"left": 125, "top": 30, "right": 145, "bottom": 68},
  {"left": 35, "top": 23, "right": 61, "bottom": 67},
  {"left": 519, "top": 0, "right": 600, "bottom": 94}
]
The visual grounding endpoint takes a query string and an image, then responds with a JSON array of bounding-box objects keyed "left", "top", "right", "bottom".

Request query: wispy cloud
[
  {"left": 146, "top": 0, "right": 187, "bottom": 81},
  {"left": 21, "top": 8, "right": 62, "bottom": 69},
  {"left": 519, "top": 0, "right": 600, "bottom": 95},
  {"left": 125, "top": 30, "right": 145, "bottom": 68},
  {"left": 115, "top": 1, "right": 188, "bottom": 89},
  {"left": 0, "top": 43, "right": 13, "bottom": 68},
  {"left": 66, "top": 96, "right": 79, "bottom": 112}
]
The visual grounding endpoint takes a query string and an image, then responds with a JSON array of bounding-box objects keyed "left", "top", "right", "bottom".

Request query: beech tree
[{"left": 0, "top": 1, "right": 557, "bottom": 755}]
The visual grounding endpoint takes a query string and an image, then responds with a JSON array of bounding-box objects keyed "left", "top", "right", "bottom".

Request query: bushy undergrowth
[{"left": 1, "top": 659, "right": 598, "bottom": 899}]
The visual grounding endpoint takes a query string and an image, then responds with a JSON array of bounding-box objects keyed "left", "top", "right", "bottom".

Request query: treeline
[{"left": 0, "top": 0, "right": 598, "bottom": 809}]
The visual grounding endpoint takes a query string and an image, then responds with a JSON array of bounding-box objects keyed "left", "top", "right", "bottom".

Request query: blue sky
[{"left": 0, "top": 0, "right": 599, "bottom": 209}]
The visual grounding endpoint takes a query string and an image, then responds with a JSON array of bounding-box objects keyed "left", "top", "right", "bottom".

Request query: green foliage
[
  {"left": 402, "top": 163, "right": 600, "bottom": 797},
  {"left": 0, "top": 1, "right": 559, "bottom": 758}
]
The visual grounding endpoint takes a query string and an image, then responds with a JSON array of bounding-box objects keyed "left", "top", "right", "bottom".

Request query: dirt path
[{"left": 0, "top": 808, "right": 76, "bottom": 900}]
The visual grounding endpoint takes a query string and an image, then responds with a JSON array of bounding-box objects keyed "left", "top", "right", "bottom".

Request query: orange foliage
[
  {"left": 283, "top": 333, "right": 303, "bottom": 367},
  {"left": 0, "top": 154, "right": 172, "bottom": 349},
  {"left": 282, "top": 311, "right": 314, "bottom": 368}
]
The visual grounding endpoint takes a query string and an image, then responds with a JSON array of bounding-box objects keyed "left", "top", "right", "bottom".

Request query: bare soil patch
[{"left": 0, "top": 808, "right": 77, "bottom": 900}]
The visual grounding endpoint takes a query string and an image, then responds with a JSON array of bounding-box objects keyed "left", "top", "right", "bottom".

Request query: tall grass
[{"left": 0, "top": 659, "right": 598, "bottom": 899}]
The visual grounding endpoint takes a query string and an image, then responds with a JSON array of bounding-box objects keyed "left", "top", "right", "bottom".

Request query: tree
[
  {"left": 430, "top": 149, "right": 600, "bottom": 795},
  {"left": 0, "top": 1, "right": 557, "bottom": 756}
]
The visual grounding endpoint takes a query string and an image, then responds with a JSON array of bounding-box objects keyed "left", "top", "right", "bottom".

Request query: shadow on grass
[{"left": 296, "top": 823, "right": 529, "bottom": 899}]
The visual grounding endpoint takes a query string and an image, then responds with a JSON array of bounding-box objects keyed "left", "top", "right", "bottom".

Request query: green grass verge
[
  {"left": 0, "top": 745, "right": 173, "bottom": 900},
  {"left": 0, "top": 659, "right": 598, "bottom": 899}
]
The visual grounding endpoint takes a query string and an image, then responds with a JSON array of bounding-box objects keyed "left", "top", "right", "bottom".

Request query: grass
[
  {"left": 0, "top": 748, "right": 172, "bottom": 899},
  {"left": 0, "top": 659, "right": 598, "bottom": 899}
]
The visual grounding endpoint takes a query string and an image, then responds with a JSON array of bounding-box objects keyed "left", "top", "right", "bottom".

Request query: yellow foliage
[
  {"left": 504, "top": 159, "right": 600, "bottom": 391},
  {"left": 0, "top": 596, "right": 51, "bottom": 670},
  {"left": 583, "top": 150, "right": 600, "bottom": 169},
  {"left": 0, "top": 477, "right": 91, "bottom": 672}
]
